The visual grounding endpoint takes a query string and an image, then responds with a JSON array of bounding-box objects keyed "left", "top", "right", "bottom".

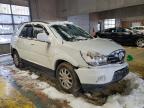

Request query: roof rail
[{"left": 19, "top": 20, "right": 72, "bottom": 25}]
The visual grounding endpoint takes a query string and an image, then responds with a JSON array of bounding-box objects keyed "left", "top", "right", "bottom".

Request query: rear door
[
  {"left": 99, "top": 29, "right": 112, "bottom": 38},
  {"left": 16, "top": 24, "right": 34, "bottom": 61},
  {"left": 105, "top": 28, "right": 117, "bottom": 40},
  {"left": 116, "top": 28, "right": 131, "bottom": 43}
]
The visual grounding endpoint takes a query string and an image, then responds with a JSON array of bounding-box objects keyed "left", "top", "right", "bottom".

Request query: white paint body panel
[{"left": 11, "top": 21, "right": 128, "bottom": 85}]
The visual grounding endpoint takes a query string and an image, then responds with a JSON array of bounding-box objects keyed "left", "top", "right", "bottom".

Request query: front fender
[{"left": 51, "top": 46, "right": 87, "bottom": 70}]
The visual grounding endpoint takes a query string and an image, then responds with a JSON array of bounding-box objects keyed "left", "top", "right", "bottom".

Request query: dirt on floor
[
  {"left": 0, "top": 75, "right": 35, "bottom": 108},
  {"left": 125, "top": 47, "right": 144, "bottom": 78}
]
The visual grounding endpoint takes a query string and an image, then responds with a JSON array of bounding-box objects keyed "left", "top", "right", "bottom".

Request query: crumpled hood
[{"left": 64, "top": 38, "right": 124, "bottom": 55}]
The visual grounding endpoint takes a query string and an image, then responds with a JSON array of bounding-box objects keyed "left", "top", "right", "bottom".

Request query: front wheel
[
  {"left": 56, "top": 62, "right": 81, "bottom": 93},
  {"left": 136, "top": 38, "right": 144, "bottom": 47}
]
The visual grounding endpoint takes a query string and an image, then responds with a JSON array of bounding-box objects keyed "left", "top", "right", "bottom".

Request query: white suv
[{"left": 11, "top": 21, "right": 129, "bottom": 93}]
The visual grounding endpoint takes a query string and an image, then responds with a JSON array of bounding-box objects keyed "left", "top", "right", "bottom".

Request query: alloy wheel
[
  {"left": 58, "top": 68, "right": 73, "bottom": 90},
  {"left": 137, "top": 39, "right": 144, "bottom": 47}
]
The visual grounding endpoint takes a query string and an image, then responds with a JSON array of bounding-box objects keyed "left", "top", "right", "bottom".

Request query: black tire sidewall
[
  {"left": 13, "top": 52, "right": 23, "bottom": 68},
  {"left": 56, "top": 63, "right": 81, "bottom": 93},
  {"left": 136, "top": 38, "right": 144, "bottom": 47}
]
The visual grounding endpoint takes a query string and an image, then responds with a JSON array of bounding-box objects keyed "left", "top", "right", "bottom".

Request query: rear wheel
[
  {"left": 136, "top": 38, "right": 144, "bottom": 47},
  {"left": 13, "top": 51, "right": 24, "bottom": 68},
  {"left": 56, "top": 62, "right": 81, "bottom": 93}
]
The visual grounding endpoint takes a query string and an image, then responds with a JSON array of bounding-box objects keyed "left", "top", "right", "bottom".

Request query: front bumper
[{"left": 75, "top": 62, "right": 129, "bottom": 85}]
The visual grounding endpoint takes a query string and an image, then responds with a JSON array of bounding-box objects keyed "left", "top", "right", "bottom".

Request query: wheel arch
[
  {"left": 11, "top": 48, "right": 18, "bottom": 58},
  {"left": 54, "top": 59, "right": 82, "bottom": 92},
  {"left": 54, "top": 59, "right": 79, "bottom": 77},
  {"left": 55, "top": 59, "right": 79, "bottom": 69}
]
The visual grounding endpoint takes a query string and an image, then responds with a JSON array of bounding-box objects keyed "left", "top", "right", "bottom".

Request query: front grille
[
  {"left": 112, "top": 66, "right": 129, "bottom": 82},
  {"left": 107, "top": 49, "right": 125, "bottom": 64}
]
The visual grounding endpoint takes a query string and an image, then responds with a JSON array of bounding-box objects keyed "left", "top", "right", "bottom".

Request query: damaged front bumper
[{"left": 75, "top": 62, "right": 129, "bottom": 89}]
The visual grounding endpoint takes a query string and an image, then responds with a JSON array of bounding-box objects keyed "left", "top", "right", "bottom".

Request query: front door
[{"left": 29, "top": 24, "right": 52, "bottom": 68}]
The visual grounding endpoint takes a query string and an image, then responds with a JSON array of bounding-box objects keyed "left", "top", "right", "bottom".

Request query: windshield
[{"left": 50, "top": 24, "right": 93, "bottom": 41}]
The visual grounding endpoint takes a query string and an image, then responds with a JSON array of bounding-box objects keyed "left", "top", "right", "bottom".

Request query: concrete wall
[
  {"left": 30, "top": 0, "right": 58, "bottom": 21},
  {"left": 89, "top": 13, "right": 99, "bottom": 34},
  {"left": 29, "top": 0, "right": 144, "bottom": 22},
  {"left": 68, "top": 14, "right": 90, "bottom": 32},
  {"left": 57, "top": 0, "right": 144, "bottom": 17},
  {"left": 98, "top": 4, "right": 144, "bottom": 19},
  {"left": 56, "top": 0, "right": 144, "bottom": 33}
]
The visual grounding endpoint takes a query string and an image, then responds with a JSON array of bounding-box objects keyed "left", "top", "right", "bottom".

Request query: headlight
[{"left": 80, "top": 51, "right": 107, "bottom": 66}]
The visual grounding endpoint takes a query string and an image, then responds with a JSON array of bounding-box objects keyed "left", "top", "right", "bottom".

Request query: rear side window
[
  {"left": 117, "top": 28, "right": 126, "bottom": 32},
  {"left": 111, "top": 29, "right": 116, "bottom": 33},
  {"left": 104, "top": 29, "right": 110, "bottom": 32},
  {"left": 106, "top": 28, "right": 116, "bottom": 33},
  {"left": 19, "top": 24, "right": 34, "bottom": 38}
]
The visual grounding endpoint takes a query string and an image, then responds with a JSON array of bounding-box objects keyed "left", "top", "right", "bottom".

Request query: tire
[
  {"left": 136, "top": 38, "right": 144, "bottom": 47},
  {"left": 13, "top": 51, "right": 24, "bottom": 68},
  {"left": 56, "top": 62, "right": 81, "bottom": 93}
]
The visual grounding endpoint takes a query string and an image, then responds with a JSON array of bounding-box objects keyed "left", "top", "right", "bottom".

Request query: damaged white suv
[{"left": 11, "top": 21, "right": 129, "bottom": 93}]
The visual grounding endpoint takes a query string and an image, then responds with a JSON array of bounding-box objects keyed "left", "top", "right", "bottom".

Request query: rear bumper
[{"left": 75, "top": 62, "right": 129, "bottom": 86}]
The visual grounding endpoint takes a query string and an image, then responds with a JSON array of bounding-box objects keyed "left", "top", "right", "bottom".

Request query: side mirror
[{"left": 37, "top": 32, "right": 50, "bottom": 43}]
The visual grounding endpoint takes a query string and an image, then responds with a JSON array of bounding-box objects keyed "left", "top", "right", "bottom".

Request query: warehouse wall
[
  {"left": 29, "top": 0, "right": 58, "bottom": 21},
  {"left": 89, "top": 13, "right": 99, "bottom": 34},
  {"left": 121, "top": 18, "right": 144, "bottom": 28},
  {"left": 89, "top": 4, "right": 144, "bottom": 33},
  {"left": 68, "top": 14, "right": 90, "bottom": 32},
  {"left": 98, "top": 4, "right": 144, "bottom": 19},
  {"left": 1, "top": 0, "right": 143, "bottom": 20},
  {"left": 57, "top": 0, "right": 144, "bottom": 17}
]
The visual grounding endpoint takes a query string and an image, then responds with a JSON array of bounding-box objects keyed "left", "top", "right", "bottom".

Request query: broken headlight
[{"left": 80, "top": 51, "right": 108, "bottom": 66}]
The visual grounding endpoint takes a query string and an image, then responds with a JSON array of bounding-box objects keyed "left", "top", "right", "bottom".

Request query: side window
[
  {"left": 109, "top": 29, "right": 116, "bottom": 33},
  {"left": 111, "top": 29, "right": 115, "bottom": 33},
  {"left": 122, "top": 29, "right": 127, "bottom": 32},
  {"left": 33, "top": 24, "right": 49, "bottom": 39},
  {"left": 116, "top": 28, "right": 125, "bottom": 32},
  {"left": 19, "top": 24, "right": 33, "bottom": 38},
  {"left": 104, "top": 29, "right": 110, "bottom": 32},
  {"left": 117, "top": 28, "right": 122, "bottom": 32}
]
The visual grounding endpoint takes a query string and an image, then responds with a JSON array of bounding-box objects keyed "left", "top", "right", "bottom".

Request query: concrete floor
[
  {"left": 0, "top": 76, "right": 35, "bottom": 108},
  {"left": 125, "top": 47, "right": 144, "bottom": 77},
  {"left": 0, "top": 55, "right": 37, "bottom": 108},
  {"left": 0, "top": 55, "right": 75, "bottom": 108}
]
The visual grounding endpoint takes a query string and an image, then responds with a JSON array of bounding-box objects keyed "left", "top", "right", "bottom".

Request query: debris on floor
[
  {"left": 0, "top": 70, "right": 35, "bottom": 108},
  {"left": 0, "top": 55, "right": 144, "bottom": 108}
]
